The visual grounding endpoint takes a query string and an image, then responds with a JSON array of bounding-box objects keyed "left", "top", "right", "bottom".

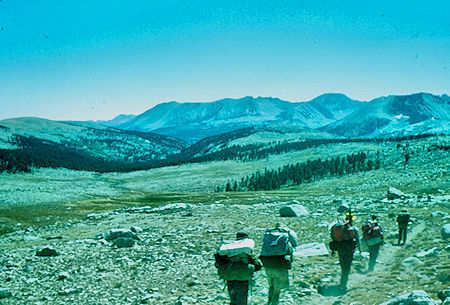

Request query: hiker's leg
[
  {"left": 234, "top": 281, "right": 249, "bottom": 305},
  {"left": 368, "top": 245, "right": 379, "bottom": 271},
  {"left": 271, "top": 288, "right": 282, "bottom": 305},
  {"left": 267, "top": 286, "right": 274, "bottom": 305},
  {"left": 398, "top": 228, "right": 402, "bottom": 244},
  {"left": 403, "top": 228, "right": 407, "bottom": 244},
  {"left": 227, "top": 281, "right": 238, "bottom": 305},
  {"left": 340, "top": 251, "right": 352, "bottom": 289}
]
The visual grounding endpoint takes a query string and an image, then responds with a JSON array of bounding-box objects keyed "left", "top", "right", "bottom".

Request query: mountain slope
[
  {"left": 321, "top": 93, "right": 450, "bottom": 137},
  {"left": 0, "top": 117, "right": 187, "bottom": 172}
]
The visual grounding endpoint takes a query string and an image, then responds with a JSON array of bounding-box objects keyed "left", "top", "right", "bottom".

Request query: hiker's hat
[{"left": 345, "top": 212, "right": 356, "bottom": 221}]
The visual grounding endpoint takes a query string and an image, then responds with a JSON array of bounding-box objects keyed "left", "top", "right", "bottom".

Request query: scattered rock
[
  {"left": 130, "top": 226, "right": 142, "bottom": 233},
  {"left": 0, "top": 288, "right": 12, "bottom": 299},
  {"left": 441, "top": 224, "right": 450, "bottom": 239},
  {"left": 387, "top": 187, "right": 406, "bottom": 200},
  {"left": 57, "top": 271, "right": 70, "bottom": 280},
  {"left": 380, "top": 290, "right": 438, "bottom": 305},
  {"left": 117, "top": 203, "right": 191, "bottom": 215},
  {"left": 57, "top": 288, "right": 80, "bottom": 296},
  {"left": 337, "top": 202, "right": 350, "bottom": 213},
  {"left": 113, "top": 237, "right": 136, "bottom": 248},
  {"left": 279, "top": 204, "right": 309, "bottom": 217},
  {"left": 46, "top": 235, "right": 63, "bottom": 240},
  {"left": 294, "top": 242, "right": 329, "bottom": 257},
  {"left": 36, "top": 246, "right": 59, "bottom": 257},
  {"left": 401, "top": 257, "right": 424, "bottom": 268}
]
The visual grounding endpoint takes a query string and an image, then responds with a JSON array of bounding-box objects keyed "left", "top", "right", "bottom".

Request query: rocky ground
[{"left": 0, "top": 138, "right": 449, "bottom": 304}]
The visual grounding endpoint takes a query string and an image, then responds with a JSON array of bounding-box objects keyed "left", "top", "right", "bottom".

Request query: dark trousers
[
  {"left": 368, "top": 244, "right": 380, "bottom": 270},
  {"left": 398, "top": 227, "right": 407, "bottom": 244},
  {"left": 338, "top": 250, "right": 354, "bottom": 288},
  {"left": 227, "top": 280, "right": 249, "bottom": 305}
]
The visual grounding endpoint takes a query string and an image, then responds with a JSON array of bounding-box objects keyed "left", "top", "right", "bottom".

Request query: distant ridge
[{"left": 102, "top": 93, "right": 364, "bottom": 142}]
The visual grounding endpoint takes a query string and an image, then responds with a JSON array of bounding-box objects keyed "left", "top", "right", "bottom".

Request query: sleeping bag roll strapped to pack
[
  {"left": 218, "top": 238, "right": 255, "bottom": 257},
  {"left": 215, "top": 238, "right": 256, "bottom": 281}
]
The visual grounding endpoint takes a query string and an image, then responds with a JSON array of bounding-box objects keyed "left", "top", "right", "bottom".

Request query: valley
[{"left": 0, "top": 135, "right": 448, "bottom": 304}]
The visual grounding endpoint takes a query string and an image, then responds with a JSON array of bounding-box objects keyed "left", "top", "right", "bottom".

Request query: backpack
[
  {"left": 215, "top": 253, "right": 254, "bottom": 281},
  {"left": 214, "top": 239, "right": 255, "bottom": 281},
  {"left": 331, "top": 220, "right": 355, "bottom": 242},
  {"left": 397, "top": 213, "right": 410, "bottom": 225},
  {"left": 260, "top": 228, "right": 297, "bottom": 256}
]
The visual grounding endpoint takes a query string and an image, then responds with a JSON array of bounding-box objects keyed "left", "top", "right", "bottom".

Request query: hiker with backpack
[
  {"left": 214, "top": 231, "right": 262, "bottom": 305},
  {"left": 361, "top": 215, "right": 384, "bottom": 272},
  {"left": 260, "top": 224, "right": 298, "bottom": 305},
  {"left": 397, "top": 209, "right": 411, "bottom": 245},
  {"left": 329, "top": 210, "right": 360, "bottom": 291}
]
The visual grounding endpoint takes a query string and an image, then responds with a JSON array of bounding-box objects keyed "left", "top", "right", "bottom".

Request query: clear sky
[{"left": 0, "top": 0, "right": 449, "bottom": 121}]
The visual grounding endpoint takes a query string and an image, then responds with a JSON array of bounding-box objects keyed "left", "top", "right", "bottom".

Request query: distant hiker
[
  {"left": 329, "top": 211, "right": 360, "bottom": 291},
  {"left": 397, "top": 210, "right": 411, "bottom": 245},
  {"left": 361, "top": 215, "right": 384, "bottom": 272},
  {"left": 260, "top": 224, "right": 298, "bottom": 305},
  {"left": 214, "top": 231, "right": 262, "bottom": 305}
]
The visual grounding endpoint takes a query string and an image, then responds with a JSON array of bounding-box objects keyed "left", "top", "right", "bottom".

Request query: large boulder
[
  {"left": 294, "top": 242, "right": 329, "bottom": 257},
  {"left": 113, "top": 237, "right": 136, "bottom": 248},
  {"left": 387, "top": 187, "right": 406, "bottom": 200},
  {"left": 279, "top": 204, "right": 309, "bottom": 217},
  {"left": 441, "top": 224, "right": 450, "bottom": 239},
  {"left": 380, "top": 290, "right": 438, "bottom": 305}
]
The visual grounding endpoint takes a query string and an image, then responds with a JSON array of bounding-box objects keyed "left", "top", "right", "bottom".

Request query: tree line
[{"left": 220, "top": 151, "right": 380, "bottom": 192}]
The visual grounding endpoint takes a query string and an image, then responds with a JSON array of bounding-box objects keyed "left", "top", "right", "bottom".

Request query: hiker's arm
[{"left": 249, "top": 255, "right": 263, "bottom": 271}]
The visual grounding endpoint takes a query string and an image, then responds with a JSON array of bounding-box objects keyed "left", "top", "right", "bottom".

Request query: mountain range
[
  {"left": 103, "top": 93, "right": 449, "bottom": 142},
  {"left": 0, "top": 92, "right": 448, "bottom": 172}
]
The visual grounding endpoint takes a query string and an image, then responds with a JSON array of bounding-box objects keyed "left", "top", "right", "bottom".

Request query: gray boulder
[
  {"left": 104, "top": 229, "right": 140, "bottom": 241},
  {"left": 401, "top": 257, "right": 424, "bottom": 268},
  {"left": 387, "top": 187, "right": 406, "bottom": 200},
  {"left": 415, "top": 247, "right": 440, "bottom": 258},
  {"left": 113, "top": 237, "right": 136, "bottom": 248},
  {"left": 280, "top": 204, "right": 309, "bottom": 217},
  {"left": 36, "top": 246, "right": 59, "bottom": 257},
  {"left": 441, "top": 224, "right": 450, "bottom": 239},
  {"left": 380, "top": 290, "right": 438, "bottom": 305}
]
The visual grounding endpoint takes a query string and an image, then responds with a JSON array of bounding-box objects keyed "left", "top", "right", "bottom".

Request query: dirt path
[{"left": 299, "top": 222, "right": 426, "bottom": 305}]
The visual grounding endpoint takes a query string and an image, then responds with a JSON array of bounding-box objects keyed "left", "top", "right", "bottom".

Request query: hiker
[
  {"left": 214, "top": 231, "right": 262, "bottom": 305},
  {"left": 397, "top": 210, "right": 411, "bottom": 245},
  {"left": 361, "top": 215, "right": 384, "bottom": 272},
  {"left": 260, "top": 224, "right": 298, "bottom": 305},
  {"left": 329, "top": 211, "right": 360, "bottom": 291}
]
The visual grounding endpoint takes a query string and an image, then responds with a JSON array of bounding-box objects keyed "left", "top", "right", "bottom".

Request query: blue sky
[{"left": 0, "top": 0, "right": 449, "bottom": 121}]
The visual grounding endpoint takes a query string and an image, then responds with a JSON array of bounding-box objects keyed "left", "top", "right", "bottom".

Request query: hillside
[{"left": 0, "top": 117, "right": 187, "bottom": 172}]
